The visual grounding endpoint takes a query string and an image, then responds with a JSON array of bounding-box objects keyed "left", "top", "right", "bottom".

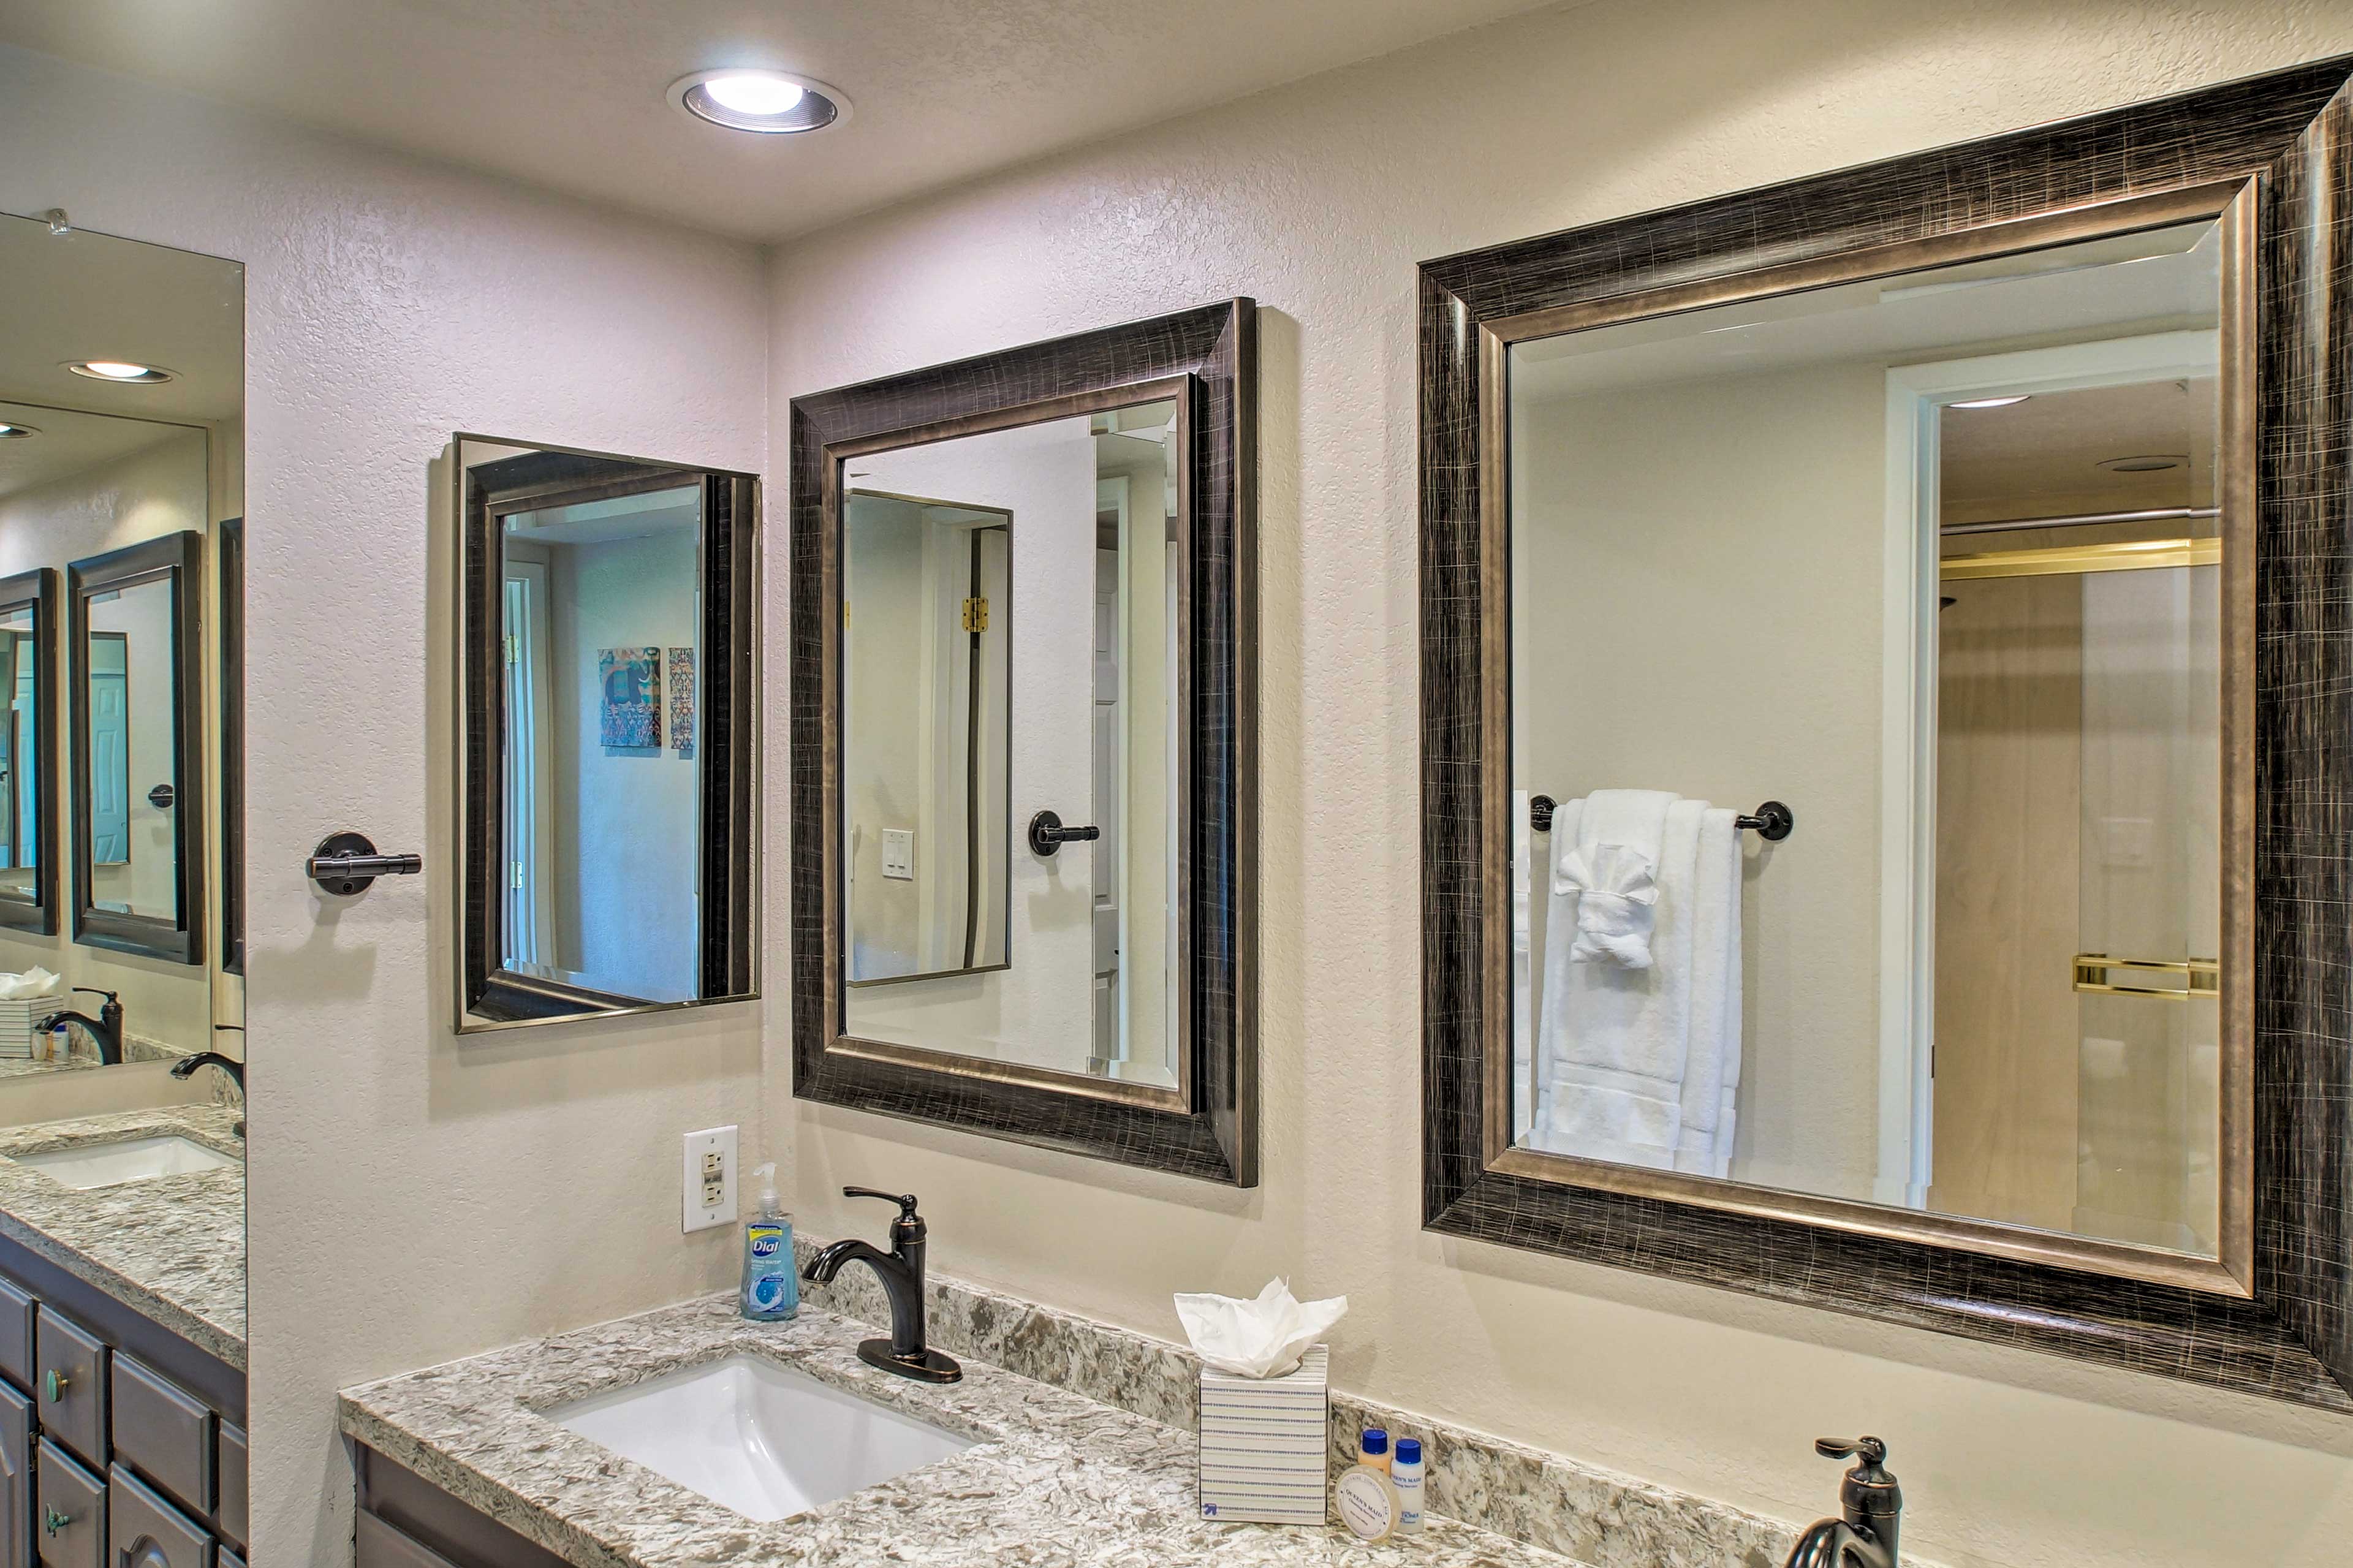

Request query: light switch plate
[
  {"left": 683, "top": 1125, "right": 738, "bottom": 1233},
  {"left": 881, "top": 828, "right": 915, "bottom": 881}
]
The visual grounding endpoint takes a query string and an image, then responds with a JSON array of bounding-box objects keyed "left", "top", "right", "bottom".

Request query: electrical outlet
[{"left": 682, "top": 1125, "right": 738, "bottom": 1233}]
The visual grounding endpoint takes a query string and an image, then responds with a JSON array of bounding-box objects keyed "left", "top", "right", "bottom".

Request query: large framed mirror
[
  {"left": 1420, "top": 59, "right": 2353, "bottom": 1408},
  {"left": 0, "top": 569, "right": 58, "bottom": 935},
  {"left": 454, "top": 436, "right": 759, "bottom": 1031},
  {"left": 790, "top": 299, "right": 1257, "bottom": 1184},
  {"left": 69, "top": 531, "right": 204, "bottom": 966}
]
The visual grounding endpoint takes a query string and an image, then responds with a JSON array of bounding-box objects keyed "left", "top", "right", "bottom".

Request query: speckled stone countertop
[
  {"left": 0, "top": 1106, "right": 244, "bottom": 1366},
  {"left": 342, "top": 1293, "right": 1583, "bottom": 1568}
]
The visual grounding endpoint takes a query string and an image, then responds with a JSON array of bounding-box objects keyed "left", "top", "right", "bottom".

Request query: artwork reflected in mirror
[
  {"left": 839, "top": 398, "right": 1181, "bottom": 1091},
  {"left": 457, "top": 436, "right": 758, "bottom": 1031},
  {"left": 1500, "top": 214, "right": 2240, "bottom": 1274}
]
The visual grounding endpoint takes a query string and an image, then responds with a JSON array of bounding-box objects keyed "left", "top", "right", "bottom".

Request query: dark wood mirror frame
[
  {"left": 454, "top": 438, "right": 760, "bottom": 1032},
  {"left": 0, "top": 567, "right": 59, "bottom": 936},
  {"left": 789, "top": 299, "right": 1259, "bottom": 1186},
  {"left": 67, "top": 532, "right": 203, "bottom": 966},
  {"left": 1419, "top": 56, "right": 2353, "bottom": 1409}
]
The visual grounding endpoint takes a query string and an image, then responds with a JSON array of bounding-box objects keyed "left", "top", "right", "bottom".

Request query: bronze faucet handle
[
  {"left": 1814, "top": 1437, "right": 1886, "bottom": 1465},
  {"left": 841, "top": 1186, "right": 920, "bottom": 1219}
]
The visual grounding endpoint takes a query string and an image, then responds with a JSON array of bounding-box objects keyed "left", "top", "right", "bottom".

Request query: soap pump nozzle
[{"left": 751, "top": 1162, "right": 781, "bottom": 1218}]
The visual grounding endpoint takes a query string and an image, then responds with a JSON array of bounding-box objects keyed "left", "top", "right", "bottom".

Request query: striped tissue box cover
[{"left": 1197, "top": 1344, "right": 1330, "bottom": 1526}]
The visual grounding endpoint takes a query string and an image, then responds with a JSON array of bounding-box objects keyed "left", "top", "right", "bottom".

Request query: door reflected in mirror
[
  {"left": 457, "top": 437, "right": 759, "bottom": 1030},
  {"left": 1506, "top": 215, "right": 2239, "bottom": 1270},
  {"left": 839, "top": 397, "right": 1182, "bottom": 1092},
  {"left": 0, "top": 599, "right": 38, "bottom": 900}
]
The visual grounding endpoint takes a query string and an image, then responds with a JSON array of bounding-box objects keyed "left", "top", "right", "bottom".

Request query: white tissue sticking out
[
  {"left": 1174, "top": 1278, "right": 1347, "bottom": 1379},
  {"left": 0, "top": 969, "right": 61, "bottom": 1001}
]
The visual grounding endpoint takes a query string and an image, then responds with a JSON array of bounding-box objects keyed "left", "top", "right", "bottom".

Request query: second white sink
[
  {"left": 9, "top": 1135, "right": 239, "bottom": 1189},
  {"left": 548, "top": 1353, "right": 976, "bottom": 1522}
]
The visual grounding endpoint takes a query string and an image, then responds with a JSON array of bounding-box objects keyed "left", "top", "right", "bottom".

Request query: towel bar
[{"left": 1528, "top": 795, "right": 1793, "bottom": 841}]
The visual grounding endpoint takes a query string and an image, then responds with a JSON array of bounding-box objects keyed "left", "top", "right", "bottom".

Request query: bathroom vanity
[
  {"left": 0, "top": 1106, "right": 246, "bottom": 1567},
  {"left": 341, "top": 1287, "right": 1575, "bottom": 1568}
]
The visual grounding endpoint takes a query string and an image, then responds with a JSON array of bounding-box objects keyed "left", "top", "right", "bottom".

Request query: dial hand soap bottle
[{"left": 740, "top": 1163, "right": 798, "bottom": 1321}]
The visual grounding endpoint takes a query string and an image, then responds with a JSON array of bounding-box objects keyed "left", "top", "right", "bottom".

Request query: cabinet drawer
[
  {"left": 109, "top": 1464, "right": 213, "bottom": 1568},
  {"left": 35, "top": 1439, "right": 103, "bottom": 1568},
  {"left": 0, "top": 1381, "right": 30, "bottom": 1568},
  {"left": 32, "top": 1312, "right": 106, "bottom": 1468},
  {"left": 112, "top": 1355, "right": 214, "bottom": 1517},
  {"left": 357, "top": 1511, "right": 463, "bottom": 1568},
  {"left": 214, "top": 1422, "right": 246, "bottom": 1548},
  {"left": 0, "top": 1278, "right": 32, "bottom": 1392}
]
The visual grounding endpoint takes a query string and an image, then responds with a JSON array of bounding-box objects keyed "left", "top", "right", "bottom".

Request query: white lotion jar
[{"left": 1335, "top": 1466, "right": 1400, "bottom": 1542}]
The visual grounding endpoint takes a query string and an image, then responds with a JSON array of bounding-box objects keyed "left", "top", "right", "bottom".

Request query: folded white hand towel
[
  {"left": 1554, "top": 789, "right": 1675, "bottom": 968},
  {"left": 1672, "top": 808, "right": 1743, "bottom": 1178},
  {"left": 1537, "top": 797, "right": 1702, "bottom": 1164}
]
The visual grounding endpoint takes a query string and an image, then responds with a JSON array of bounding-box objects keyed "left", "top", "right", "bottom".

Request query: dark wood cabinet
[
  {"left": 34, "top": 1441, "right": 101, "bottom": 1568},
  {"left": 0, "top": 1382, "right": 29, "bottom": 1568}
]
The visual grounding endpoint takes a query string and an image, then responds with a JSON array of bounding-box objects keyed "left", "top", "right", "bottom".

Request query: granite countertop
[
  {"left": 342, "top": 1293, "right": 1580, "bottom": 1568},
  {"left": 0, "top": 1106, "right": 244, "bottom": 1366}
]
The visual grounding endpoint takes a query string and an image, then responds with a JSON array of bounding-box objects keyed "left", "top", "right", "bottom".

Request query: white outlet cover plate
[
  {"left": 683, "top": 1125, "right": 739, "bottom": 1233},
  {"left": 881, "top": 828, "right": 915, "bottom": 881}
]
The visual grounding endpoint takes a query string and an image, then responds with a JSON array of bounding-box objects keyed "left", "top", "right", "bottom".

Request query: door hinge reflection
[{"left": 961, "top": 596, "right": 990, "bottom": 633}]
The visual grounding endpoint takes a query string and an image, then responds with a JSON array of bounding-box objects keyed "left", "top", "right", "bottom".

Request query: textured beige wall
[
  {"left": 0, "top": 41, "right": 771, "bottom": 1568},
  {"left": 766, "top": 6, "right": 2353, "bottom": 1567}
]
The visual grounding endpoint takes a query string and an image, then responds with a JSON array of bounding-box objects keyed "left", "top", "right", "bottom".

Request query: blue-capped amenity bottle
[{"left": 740, "top": 1163, "right": 798, "bottom": 1321}]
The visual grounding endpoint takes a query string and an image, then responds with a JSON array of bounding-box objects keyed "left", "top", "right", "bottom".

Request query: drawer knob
[
  {"left": 41, "top": 1368, "right": 65, "bottom": 1402},
  {"left": 40, "top": 1506, "right": 67, "bottom": 1537}
]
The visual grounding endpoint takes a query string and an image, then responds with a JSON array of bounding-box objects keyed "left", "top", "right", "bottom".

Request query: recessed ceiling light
[
  {"left": 65, "top": 359, "right": 174, "bottom": 384},
  {"left": 2097, "top": 454, "right": 2189, "bottom": 473},
  {"left": 1949, "top": 395, "right": 2032, "bottom": 409},
  {"left": 669, "top": 69, "right": 848, "bottom": 135},
  {"left": 0, "top": 422, "right": 36, "bottom": 439}
]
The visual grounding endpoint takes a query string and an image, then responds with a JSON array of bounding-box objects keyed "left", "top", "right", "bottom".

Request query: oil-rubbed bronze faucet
[
  {"left": 802, "top": 1187, "right": 963, "bottom": 1384},
  {"left": 1784, "top": 1437, "right": 1901, "bottom": 1568}
]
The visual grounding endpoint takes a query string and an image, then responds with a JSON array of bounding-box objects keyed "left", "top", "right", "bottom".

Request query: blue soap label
[
  {"left": 749, "top": 1225, "right": 783, "bottom": 1259},
  {"left": 749, "top": 1274, "right": 790, "bottom": 1311}
]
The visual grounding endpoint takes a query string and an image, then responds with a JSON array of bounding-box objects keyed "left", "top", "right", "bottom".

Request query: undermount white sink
[
  {"left": 8, "top": 1135, "right": 240, "bottom": 1189},
  {"left": 548, "top": 1354, "right": 976, "bottom": 1522}
]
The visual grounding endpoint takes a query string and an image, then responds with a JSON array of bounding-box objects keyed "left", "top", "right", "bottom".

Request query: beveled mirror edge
[
  {"left": 1471, "top": 178, "right": 2259, "bottom": 1298},
  {"left": 67, "top": 529, "right": 205, "bottom": 966},
  {"left": 449, "top": 433, "right": 763, "bottom": 1037},
  {"left": 0, "top": 567, "right": 60, "bottom": 936},
  {"left": 1419, "top": 56, "right": 2353, "bottom": 1410},
  {"left": 788, "top": 297, "right": 1257, "bottom": 1186},
  {"left": 819, "top": 374, "right": 1196, "bottom": 1118}
]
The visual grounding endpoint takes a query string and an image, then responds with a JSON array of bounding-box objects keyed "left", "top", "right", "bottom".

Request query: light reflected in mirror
[
  {"left": 840, "top": 397, "right": 1181, "bottom": 1091},
  {"left": 457, "top": 437, "right": 759, "bottom": 1029},
  {"left": 1506, "top": 218, "right": 2232, "bottom": 1264}
]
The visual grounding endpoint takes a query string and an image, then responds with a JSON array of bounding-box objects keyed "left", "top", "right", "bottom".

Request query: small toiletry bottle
[
  {"left": 1359, "top": 1427, "right": 1391, "bottom": 1474},
  {"left": 1392, "top": 1437, "right": 1425, "bottom": 1533},
  {"left": 740, "top": 1163, "right": 798, "bottom": 1321}
]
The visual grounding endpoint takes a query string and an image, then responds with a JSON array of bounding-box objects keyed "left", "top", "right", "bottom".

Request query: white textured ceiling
[{"left": 0, "top": 0, "right": 1555, "bottom": 241}]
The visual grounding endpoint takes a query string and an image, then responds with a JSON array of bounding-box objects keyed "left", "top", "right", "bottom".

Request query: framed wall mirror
[
  {"left": 454, "top": 436, "right": 759, "bottom": 1032},
  {"left": 0, "top": 569, "right": 58, "bottom": 934},
  {"left": 1420, "top": 59, "right": 2353, "bottom": 1408},
  {"left": 790, "top": 300, "right": 1257, "bottom": 1184},
  {"left": 69, "top": 531, "right": 204, "bottom": 966}
]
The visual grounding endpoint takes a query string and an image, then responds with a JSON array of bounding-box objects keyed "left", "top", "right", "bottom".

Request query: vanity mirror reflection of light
[
  {"left": 455, "top": 436, "right": 759, "bottom": 1031},
  {"left": 0, "top": 206, "right": 243, "bottom": 1105},
  {"left": 793, "top": 298, "right": 1256, "bottom": 1186},
  {"left": 841, "top": 397, "right": 1183, "bottom": 1091}
]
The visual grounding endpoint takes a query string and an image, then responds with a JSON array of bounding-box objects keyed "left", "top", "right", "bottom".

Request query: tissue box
[
  {"left": 1197, "top": 1344, "right": 1329, "bottom": 1526},
  {"left": 0, "top": 998, "right": 46, "bottom": 1059}
]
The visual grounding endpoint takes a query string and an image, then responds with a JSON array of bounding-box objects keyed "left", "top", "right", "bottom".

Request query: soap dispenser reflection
[{"left": 741, "top": 1163, "right": 798, "bottom": 1322}]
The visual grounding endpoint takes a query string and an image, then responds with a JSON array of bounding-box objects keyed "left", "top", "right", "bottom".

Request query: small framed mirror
[
  {"left": 0, "top": 569, "right": 57, "bottom": 934},
  {"left": 69, "top": 532, "right": 203, "bottom": 964},
  {"left": 791, "top": 300, "right": 1257, "bottom": 1184},
  {"left": 454, "top": 436, "right": 759, "bottom": 1031}
]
